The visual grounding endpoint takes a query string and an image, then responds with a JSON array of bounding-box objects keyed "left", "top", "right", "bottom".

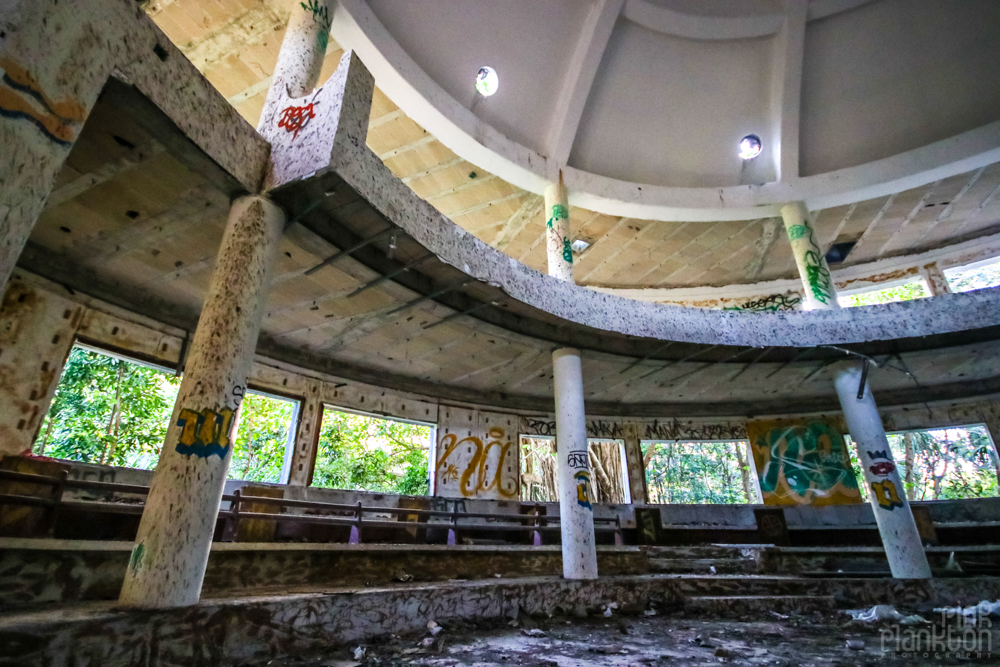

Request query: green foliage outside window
[
  {"left": 643, "top": 441, "right": 753, "bottom": 504},
  {"left": 228, "top": 392, "right": 296, "bottom": 483},
  {"left": 37, "top": 347, "right": 180, "bottom": 469},
  {"left": 838, "top": 281, "right": 928, "bottom": 307},
  {"left": 946, "top": 261, "right": 1000, "bottom": 293},
  {"left": 312, "top": 409, "right": 431, "bottom": 495}
]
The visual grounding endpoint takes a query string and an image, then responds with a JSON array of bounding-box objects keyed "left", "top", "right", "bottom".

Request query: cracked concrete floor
[{"left": 243, "top": 609, "right": 999, "bottom": 666}]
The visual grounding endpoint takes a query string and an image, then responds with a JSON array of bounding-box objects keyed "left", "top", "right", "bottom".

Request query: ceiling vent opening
[
  {"left": 825, "top": 241, "right": 857, "bottom": 265},
  {"left": 571, "top": 239, "right": 590, "bottom": 253},
  {"left": 476, "top": 67, "right": 498, "bottom": 97},
  {"left": 739, "top": 134, "right": 762, "bottom": 160}
]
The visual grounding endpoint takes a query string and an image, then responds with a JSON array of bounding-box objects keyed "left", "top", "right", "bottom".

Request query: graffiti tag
[
  {"left": 435, "top": 427, "right": 517, "bottom": 499},
  {"left": 522, "top": 418, "right": 557, "bottom": 437},
  {"left": 174, "top": 406, "right": 236, "bottom": 459},
  {"left": 430, "top": 497, "right": 467, "bottom": 514},
  {"left": 574, "top": 470, "right": 593, "bottom": 510},
  {"left": 300, "top": 0, "right": 332, "bottom": 50},
  {"left": 643, "top": 418, "right": 746, "bottom": 442},
  {"left": 547, "top": 204, "right": 568, "bottom": 229},
  {"left": 869, "top": 461, "right": 896, "bottom": 477},
  {"left": 587, "top": 420, "right": 624, "bottom": 439},
  {"left": 278, "top": 101, "right": 317, "bottom": 139},
  {"left": 561, "top": 236, "right": 573, "bottom": 263},
  {"left": 871, "top": 479, "right": 904, "bottom": 511},
  {"left": 724, "top": 293, "right": 802, "bottom": 313},
  {"left": 566, "top": 450, "right": 589, "bottom": 469},
  {"left": 0, "top": 57, "right": 86, "bottom": 146}
]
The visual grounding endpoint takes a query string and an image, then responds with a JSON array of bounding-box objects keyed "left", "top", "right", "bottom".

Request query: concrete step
[
  {"left": 646, "top": 545, "right": 761, "bottom": 560},
  {"left": 648, "top": 557, "right": 758, "bottom": 574},
  {"left": 684, "top": 594, "right": 836, "bottom": 618}
]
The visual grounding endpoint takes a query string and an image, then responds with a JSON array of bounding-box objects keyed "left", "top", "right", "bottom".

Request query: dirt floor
[{"left": 244, "top": 606, "right": 1000, "bottom": 666}]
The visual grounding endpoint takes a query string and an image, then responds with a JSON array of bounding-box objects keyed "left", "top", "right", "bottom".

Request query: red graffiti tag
[
  {"left": 869, "top": 461, "right": 896, "bottom": 477},
  {"left": 277, "top": 102, "right": 316, "bottom": 139}
]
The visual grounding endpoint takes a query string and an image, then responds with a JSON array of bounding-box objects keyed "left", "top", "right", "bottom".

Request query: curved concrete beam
[
  {"left": 326, "top": 118, "right": 1000, "bottom": 349},
  {"left": 622, "top": 0, "right": 784, "bottom": 40}
]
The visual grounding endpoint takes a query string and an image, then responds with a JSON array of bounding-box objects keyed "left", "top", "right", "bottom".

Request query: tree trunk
[
  {"left": 36, "top": 415, "right": 56, "bottom": 456},
  {"left": 734, "top": 441, "right": 754, "bottom": 503},
  {"left": 643, "top": 442, "right": 658, "bottom": 469},
  {"left": 903, "top": 432, "right": 917, "bottom": 501},
  {"left": 100, "top": 363, "right": 124, "bottom": 465}
]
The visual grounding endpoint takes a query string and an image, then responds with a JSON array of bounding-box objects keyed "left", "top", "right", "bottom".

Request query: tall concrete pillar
[
  {"left": 544, "top": 178, "right": 597, "bottom": 578},
  {"left": 258, "top": 0, "right": 334, "bottom": 131},
  {"left": 834, "top": 363, "right": 932, "bottom": 579},
  {"left": 553, "top": 348, "right": 598, "bottom": 579},
  {"left": 119, "top": 195, "right": 286, "bottom": 608},
  {"left": 780, "top": 202, "right": 839, "bottom": 310},
  {"left": 919, "top": 262, "right": 952, "bottom": 296},
  {"left": 544, "top": 180, "right": 573, "bottom": 283}
]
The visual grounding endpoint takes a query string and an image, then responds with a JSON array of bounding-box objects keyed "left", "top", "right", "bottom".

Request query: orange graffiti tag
[
  {"left": 0, "top": 57, "right": 86, "bottom": 145},
  {"left": 436, "top": 428, "right": 517, "bottom": 499}
]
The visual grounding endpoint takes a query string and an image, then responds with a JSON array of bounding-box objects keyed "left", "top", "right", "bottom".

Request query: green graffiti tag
[
  {"left": 547, "top": 204, "right": 568, "bottom": 229},
  {"left": 128, "top": 542, "right": 145, "bottom": 572},
  {"left": 300, "top": 0, "right": 331, "bottom": 50},
  {"left": 787, "top": 224, "right": 810, "bottom": 241},
  {"left": 790, "top": 225, "right": 833, "bottom": 305},
  {"left": 757, "top": 421, "right": 860, "bottom": 500},
  {"left": 562, "top": 236, "right": 573, "bottom": 263}
]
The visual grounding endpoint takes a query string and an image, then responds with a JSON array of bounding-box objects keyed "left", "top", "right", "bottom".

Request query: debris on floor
[{"left": 238, "top": 600, "right": 1000, "bottom": 666}]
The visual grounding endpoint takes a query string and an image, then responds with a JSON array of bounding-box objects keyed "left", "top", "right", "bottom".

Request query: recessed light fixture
[
  {"left": 571, "top": 239, "right": 590, "bottom": 253},
  {"left": 476, "top": 66, "right": 498, "bottom": 97},
  {"left": 739, "top": 134, "right": 762, "bottom": 160}
]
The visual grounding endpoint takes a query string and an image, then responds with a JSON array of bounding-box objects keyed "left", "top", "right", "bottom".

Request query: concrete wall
[{"left": 3, "top": 271, "right": 999, "bottom": 509}]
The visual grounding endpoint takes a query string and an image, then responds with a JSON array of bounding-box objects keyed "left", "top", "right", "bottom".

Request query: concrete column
[
  {"left": 258, "top": 0, "right": 334, "bottom": 132},
  {"left": 119, "top": 195, "right": 286, "bottom": 608},
  {"left": 553, "top": 348, "right": 598, "bottom": 579},
  {"left": 780, "top": 201, "right": 839, "bottom": 310},
  {"left": 834, "top": 363, "right": 932, "bottom": 579},
  {"left": 919, "top": 262, "right": 952, "bottom": 296},
  {"left": 544, "top": 178, "right": 596, "bottom": 579},
  {"left": 286, "top": 379, "right": 324, "bottom": 486},
  {"left": 544, "top": 180, "right": 573, "bottom": 283}
]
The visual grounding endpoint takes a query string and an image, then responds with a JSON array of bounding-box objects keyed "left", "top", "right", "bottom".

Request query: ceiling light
[
  {"left": 571, "top": 239, "right": 590, "bottom": 253},
  {"left": 739, "top": 134, "right": 762, "bottom": 160},
  {"left": 476, "top": 67, "right": 498, "bottom": 97}
]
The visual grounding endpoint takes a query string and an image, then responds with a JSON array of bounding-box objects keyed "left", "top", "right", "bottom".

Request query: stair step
[
  {"left": 648, "top": 557, "right": 758, "bottom": 574},
  {"left": 685, "top": 595, "right": 836, "bottom": 618},
  {"left": 647, "top": 545, "right": 761, "bottom": 560}
]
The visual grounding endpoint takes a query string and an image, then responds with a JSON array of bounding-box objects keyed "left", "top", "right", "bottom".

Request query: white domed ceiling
[{"left": 332, "top": 0, "right": 1000, "bottom": 220}]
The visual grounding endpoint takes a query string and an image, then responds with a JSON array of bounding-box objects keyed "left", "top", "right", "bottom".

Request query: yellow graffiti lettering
[
  {"left": 175, "top": 406, "right": 235, "bottom": 458},
  {"left": 435, "top": 428, "right": 517, "bottom": 499},
  {"left": 870, "top": 480, "right": 904, "bottom": 511}
]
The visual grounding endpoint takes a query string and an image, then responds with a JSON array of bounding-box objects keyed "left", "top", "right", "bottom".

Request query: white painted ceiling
[{"left": 333, "top": 0, "right": 1000, "bottom": 221}]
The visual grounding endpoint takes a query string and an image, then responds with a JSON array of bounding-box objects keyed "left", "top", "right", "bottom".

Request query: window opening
[
  {"left": 837, "top": 280, "right": 928, "bottom": 307},
  {"left": 36, "top": 343, "right": 180, "bottom": 470},
  {"left": 847, "top": 425, "right": 998, "bottom": 501},
  {"left": 642, "top": 440, "right": 757, "bottom": 504},
  {"left": 518, "top": 436, "right": 630, "bottom": 504},
  {"left": 227, "top": 390, "right": 299, "bottom": 484},
  {"left": 945, "top": 257, "right": 1000, "bottom": 293},
  {"left": 312, "top": 405, "right": 433, "bottom": 495}
]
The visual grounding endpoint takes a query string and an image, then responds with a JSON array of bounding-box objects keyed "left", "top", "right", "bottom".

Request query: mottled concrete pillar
[
  {"left": 119, "top": 195, "right": 286, "bottom": 608},
  {"left": 258, "top": 0, "right": 334, "bottom": 132},
  {"left": 286, "top": 379, "right": 323, "bottom": 486},
  {"left": 920, "top": 262, "right": 952, "bottom": 296},
  {"left": 544, "top": 179, "right": 596, "bottom": 579},
  {"left": 544, "top": 180, "right": 573, "bottom": 283},
  {"left": 780, "top": 202, "right": 839, "bottom": 310},
  {"left": 552, "top": 348, "right": 598, "bottom": 579},
  {"left": 834, "top": 364, "right": 932, "bottom": 579}
]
